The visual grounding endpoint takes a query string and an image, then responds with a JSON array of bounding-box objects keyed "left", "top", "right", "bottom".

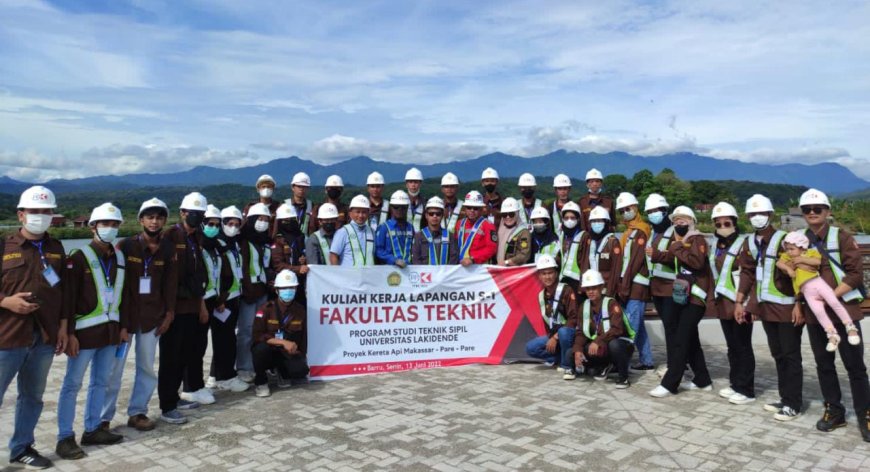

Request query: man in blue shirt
[
  {"left": 376, "top": 191, "right": 414, "bottom": 267},
  {"left": 329, "top": 195, "right": 375, "bottom": 267}
]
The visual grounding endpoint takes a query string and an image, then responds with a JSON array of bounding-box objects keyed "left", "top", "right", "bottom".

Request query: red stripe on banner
[
  {"left": 310, "top": 356, "right": 501, "bottom": 377},
  {"left": 486, "top": 265, "right": 546, "bottom": 359}
]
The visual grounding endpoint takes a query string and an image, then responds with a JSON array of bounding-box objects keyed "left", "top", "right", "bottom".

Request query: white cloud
[{"left": 307, "top": 134, "right": 489, "bottom": 164}]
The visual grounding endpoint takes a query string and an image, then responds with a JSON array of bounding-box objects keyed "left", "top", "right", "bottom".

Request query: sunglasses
[
  {"left": 714, "top": 221, "right": 733, "bottom": 229},
  {"left": 204, "top": 222, "right": 220, "bottom": 227},
  {"left": 466, "top": 207, "right": 482, "bottom": 211},
  {"left": 801, "top": 206, "right": 826, "bottom": 215},
  {"left": 502, "top": 212, "right": 517, "bottom": 218},
  {"left": 426, "top": 212, "right": 443, "bottom": 217}
]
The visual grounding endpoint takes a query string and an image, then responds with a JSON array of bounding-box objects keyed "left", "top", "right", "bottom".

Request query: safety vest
[
  {"left": 749, "top": 230, "right": 794, "bottom": 305},
  {"left": 587, "top": 233, "right": 614, "bottom": 272},
  {"left": 443, "top": 200, "right": 464, "bottom": 235},
  {"left": 551, "top": 201, "right": 564, "bottom": 237},
  {"left": 202, "top": 248, "right": 222, "bottom": 299},
  {"left": 312, "top": 231, "right": 334, "bottom": 265},
  {"left": 620, "top": 229, "right": 650, "bottom": 287},
  {"left": 407, "top": 196, "right": 425, "bottom": 229},
  {"left": 518, "top": 198, "right": 542, "bottom": 229},
  {"left": 457, "top": 217, "right": 485, "bottom": 260},
  {"left": 285, "top": 198, "right": 312, "bottom": 237},
  {"left": 221, "top": 241, "right": 242, "bottom": 300},
  {"left": 248, "top": 242, "right": 272, "bottom": 284},
  {"left": 422, "top": 227, "right": 450, "bottom": 265},
  {"left": 581, "top": 297, "right": 635, "bottom": 341},
  {"left": 75, "top": 245, "right": 125, "bottom": 331},
  {"left": 385, "top": 219, "right": 414, "bottom": 263},
  {"left": 710, "top": 235, "right": 746, "bottom": 302},
  {"left": 344, "top": 224, "right": 375, "bottom": 267},
  {"left": 533, "top": 235, "right": 560, "bottom": 259},
  {"left": 813, "top": 226, "right": 864, "bottom": 303},
  {"left": 560, "top": 230, "right": 586, "bottom": 281},
  {"left": 648, "top": 226, "right": 676, "bottom": 280},
  {"left": 674, "top": 254, "right": 709, "bottom": 303},
  {"left": 539, "top": 283, "right": 567, "bottom": 329},
  {"left": 369, "top": 200, "right": 390, "bottom": 233}
]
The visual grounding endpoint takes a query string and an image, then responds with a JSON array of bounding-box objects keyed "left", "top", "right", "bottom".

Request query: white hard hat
[
  {"left": 350, "top": 194, "right": 370, "bottom": 209},
  {"left": 589, "top": 206, "right": 610, "bottom": 221},
  {"left": 326, "top": 175, "right": 344, "bottom": 187},
  {"left": 500, "top": 197, "right": 520, "bottom": 213},
  {"left": 221, "top": 205, "right": 243, "bottom": 221},
  {"left": 441, "top": 172, "right": 460, "bottom": 186},
  {"left": 405, "top": 168, "right": 423, "bottom": 181},
  {"left": 256, "top": 174, "right": 276, "bottom": 187},
  {"left": 425, "top": 196, "right": 445, "bottom": 210},
  {"left": 535, "top": 254, "right": 558, "bottom": 270},
  {"left": 518, "top": 173, "right": 537, "bottom": 187},
  {"left": 561, "top": 201, "right": 581, "bottom": 216},
  {"left": 585, "top": 168, "right": 603, "bottom": 181},
  {"left": 530, "top": 206, "right": 550, "bottom": 220},
  {"left": 464, "top": 190, "right": 484, "bottom": 207},
  {"left": 275, "top": 203, "right": 296, "bottom": 220},
  {"left": 553, "top": 174, "right": 571, "bottom": 188},
  {"left": 291, "top": 172, "right": 311, "bottom": 187},
  {"left": 799, "top": 188, "right": 830, "bottom": 208},
  {"left": 137, "top": 197, "right": 168, "bottom": 218},
  {"left": 274, "top": 269, "right": 299, "bottom": 288},
  {"left": 711, "top": 202, "right": 738, "bottom": 220},
  {"left": 389, "top": 190, "right": 411, "bottom": 206},
  {"left": 205, "top": 204, "right": 222, "bottom": 220},
  {"left": 581, "top": 270, "right": 606, "bottom": 288},
  {"left": 89, "top": 202, "right": 123, "bottom": 226},
  {"left": 481, "top": 167, "right": 499, "bottom": 180},
  {"left": 17, "top": 186, "right": 57, "bottom": 210},
  {"left": 317, "top": 203, "right": 339, "bottom": 219},
  {"left": 745, "top": 194, "right": 774, "bottom": 214},
  {"left": 644, "top": 193, "right": 669, "bottom": 212},
  {"left": 366, "top": 172, "right": 385, "bottom": 185},
  {"left": 247, "top": 202, "right": 272, "bottom": 218},
  {"left": 615, "top": 192, "right": 639, "bottom": 210},
  {"left": 670, "top": 205, "right": 696, "bottom": 223},
  {"left": 180, "top": 192, "right": 208, "bottom": 212}
]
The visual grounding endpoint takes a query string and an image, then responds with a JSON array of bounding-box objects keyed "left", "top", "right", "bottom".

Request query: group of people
[{"left": 0, "top": 167, "right": 868, "bottom": 469}]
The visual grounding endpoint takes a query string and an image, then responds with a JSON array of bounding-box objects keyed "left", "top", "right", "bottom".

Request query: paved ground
[{"left": 1, "top": 343, "right": 869, "bottom": 472}]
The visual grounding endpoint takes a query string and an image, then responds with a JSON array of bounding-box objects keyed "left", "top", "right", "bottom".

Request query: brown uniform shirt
[
  {"left": 580, "top": 234, "right": 621, "bottom": 298},
  {"left": 309, "top": 199, "right": 349, "bottom": 233},
  {"left": 411, "top": 228, "right": 460, "bottom": 265},
  {"left": 240, "top": 238, "right": 269, "bottom": 303},
  {"left": 500, "top": 226, "right": 532, "bottom": 266},
  {"left": 578, "top": 193, "right": 616, "bottom": 232},
  {"left": 668, "top": 233, "right": 713, "bottom": 308},
  {"left": 270, "top": 233, "right": 306, "bottom": 275},
  {"left": 118, "top": 233, "right": 178, "bottom": 333},
  {"left": 483, "top": 191, "right": 504, "bottom": 226},
  {"left": 541, "top": 283, "right": 578, "bottom": 336},
  {"left": 648, "top": 227, "right": 676, "bottom": 298},
  {"left": 573, "top": 297, "right": 625, "bottom": 353},
  {"left": 737, "top": 226, "right": 795, "bottom": 323},
  {"left": 617, "top": 228, "right": 651, "bottom": 303},
  {"left": 0, "top": 231, "right": 66, "bottom": 348},
  {"left": 804, "top": 224, "right": 864, "bottom": 323},
  {"left": 706, "top": 235, "right": 743, "bottom": 320},
  {"left": 165, "top": 224, "right": 208, "bottom": 315},
  {"left": 252, "top": 300, "right": 307, "bottom": 353}
]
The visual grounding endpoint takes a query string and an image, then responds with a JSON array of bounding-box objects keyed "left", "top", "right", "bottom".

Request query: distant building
[
  {"left": 50, "top": 215, "right": 67, "bottom": 227},
  {"left": 72, "top": 216, "right": 89, "bottom": 228},
  {"left": 694, "top": 203, "right": 715, "bottom": 212}
]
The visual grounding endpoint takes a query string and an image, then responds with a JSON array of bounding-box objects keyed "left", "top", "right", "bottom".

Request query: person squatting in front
[{"left": 525, "top": 255, "right": 577, "bottom": 377}]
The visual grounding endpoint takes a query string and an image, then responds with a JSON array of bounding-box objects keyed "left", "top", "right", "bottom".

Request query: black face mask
[
  {"left": 281, "top": 220, "right": 300, "bottom": 234},
  {"left": 143, "top": 228, "right": 162, "bottom": 238},
  {"left": 321, "top": 222, "right": 337, "bottom": 234},
  {"left": 521, "top": 189, "right": 535, "bottom": 199},
  {"left": 185, "top": 211, "right": 204, "bottom": 228},
  {"left": 674, "top": 225, "right": 689, "bottom": 237},
  {"left": 327, "top": 188, "right": 342, "bottom": 200},
  {"left": 484, "top": 184, "right": 496, "bottom": 193}
]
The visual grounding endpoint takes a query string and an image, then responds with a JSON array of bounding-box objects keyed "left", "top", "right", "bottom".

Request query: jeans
[
  {"left": 0, "top": 330, "right": 55, "bottom": 460},
  {"left": 625, "top": 299, "right": 653, "bottom": 366},
  {"left": 251, "top": 343, "right": 309, "bottom": 386},
  {"left": 102, "top": 328, "right": 159, "bottom": 422},
  {"left": 762, "top": 320, "right": 804, "bottom": 410},
  {"left": 720, "top": 318, "right": 755, "bottom": 397},
  {"left": 57, "top": 345, "right": 116, "bottom": 441},
  {"left": 237, "top": 295, "right": 267, "bottom": 373},
  {"left": 525, "top": 327, "right": 575, "bottom": 369},
  {"left": 661, "top": 303, "right": 711, "bottom": 393},
  {"left": 807, "top": 322, "right": 870, "bottom": 417}
]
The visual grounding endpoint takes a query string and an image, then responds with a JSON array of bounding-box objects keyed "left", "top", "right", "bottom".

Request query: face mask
[
  {"left": 259, "top": 188, "right": 273, "bottom": 198},
  {"left": 278, "top": 288, "right": 296, "bottom": 302},
  {"left": 647, "top": 211, "right": 664, "bottom": 225},
  {"left": 203, "top": 226, "right": 220, "bottom": 238},
  {"left": 254, "top": 220, "right": 270, "bottom": 233},
  {"left": 408, "top": 189, "right": 420, "bottom": 197},
  {"left": 750, "top": 214, "right": 769, "bottom": 230},
  {"left": 24, "top": 214, "right": 52, "bottom": 235},
  {"left": 222, "top": 224, "right": 240, "bottom": 238},
  {"left": 185, "top": 212, "right": 204, "bottom": 227},
  {"left": 521, "top": 189, "right": 535, "bottom": 199},
  {"left": 563, "top": 218, "right": 578, "bottom": 229},
  {"left": 716, "top": 226, "right": 736, "bottom": 238},
  {"left": 321, "top": 222, "right": 337, "bottom": 234},
  {"left": 588, "top": 187, "right": 601, "bottom": 194},
  {"left": 97, "top": 226, "right": 118, "bottom": 244},
  {"left": 281, "top": 220, "right": 300, "bottom": 234},
  {"left": 621, "top": 210, "right": 636, "bottom": 221},
  {"left": 532, "top": 223, "right": 548, "bottom": 233},
  {"left": 483, "top": 184, "right": 496, "bottom": 193},
  {"left": 327, "top": 188, "right": 342, "bottom": 199},
  {"left": 591, "top": 222, "right": 605, "bottom": 234},
  {"left": 674, "top": 225, "right": 689, "bottom": 237}
]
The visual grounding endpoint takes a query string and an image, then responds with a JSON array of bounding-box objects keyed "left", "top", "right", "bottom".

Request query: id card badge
[
  {"left": 139, "top": 276, "right": 152, "bottom": 295},
  {"left": 104, "top": 287, "right": 115, "bottom": 305},
  {"left": 234, "top": 265, "right": 243, "bottom": 280},
  {"left": 275, "top": 330, "right": 284, "bottom": 340},
  {"left": 42, "top": 265, "right": 60, "bottom": 287}
]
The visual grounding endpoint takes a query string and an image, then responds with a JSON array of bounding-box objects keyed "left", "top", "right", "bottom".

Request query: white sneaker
[
  {"left": 846, "top": 325, "right": 860, "bottom": 345},
  {"left": 655, "top": 366, "right": 667, "bottom": 379},
  {"left": 216, "top": 377, "right": 251, "bottom": 393},
  {"left": 562, "top": 368, "right": 576, "bottom": 381},
  {"left": 238, "top": 370, "right": 255, "bottom": 383},
  {"left": 718, "top": 387, "right": 736, "bottom": 398},
  {"left": 205, "top": 376, "right": 217, "bottom": 389},
  {"left": 682, "top": 382, "right": 712, "bottom": 392},
  {"left": 189, "top": 388, "right": 215, "bottom": 405},
  {"left": 649, "top": 385, "right": 673, "bottom": 398},
  {"left": 728, "top": 393, "right": 756, "bottom": 405},
  {"left": 254, "top": 384, "right": 271, "bottom": 398}
]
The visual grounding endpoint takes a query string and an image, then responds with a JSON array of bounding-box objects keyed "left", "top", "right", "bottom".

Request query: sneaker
[
  {"left": 543, "top": 361, "right": 555, "bottom": 368},
  {"left": 718, "top": 387, "right": 736, "bottom": 399},
  {"left": 160, "top": 410, "right": 188, "bottom": 425},
  {"left": 826, "top": 333, "right": 841, "bottom": 352},
  {"left": 10, "top": 446, "right": 53, "bottom": 469},
  {"left": 649, "top": 385, "right": 673, "bottom": 398},
  {"left": 682, "top": 382, "right": 712, "bottom": 392},
  {"left": 594, "top": 365, "right": 613, "bottom": 381},
  {"left": 773, "top": 406, "right": 802, "bottom": 421},
  {"left": 81, "top": 428, "right": 123, "bottom": 446},
  {"left": 631, "top": 363, "right": 654, "bottom": 371},
  {"left": 763, "top": 401, "right": 784, "bottom": 413},
  {"left": 728, "top": 393, "right": 756, "bottom": 405},
  {"left": 562, "top": 368, "right": 576, "bottom": 380},
  {"left": 277, "top": 376, "right": 296, "bottom": 389},
  {"left": 238, "top": 370, "right": 255, "bottom": 383},
  {"left": 614, "top": 377, "right": 631, "bottom": 389},
  {"left": 254, "top": 384, "right": 271, "bottom": 397},
  {"left": 180, "top": 388, "right": 215, "bottom": 405},
  {"left": 55, "top": 436, "right": 86, "bottom": 460},
  {"left": 216, "top": 377, "right": 251, "bottom": 392},
  {"left": 127, "top": 414, "right": 157, "bottom": 432},
  {"left": 176, "top": 399, "right": 200, "bottom": 410},
  {"left": 816, "top": 403, "right": 846, "bottom": 432},
  {"left": 205, "top": 376, "right": 217, "bottom": 389},
  {"left": 846, "top": 324, "right": 860, "bottom": 345}
]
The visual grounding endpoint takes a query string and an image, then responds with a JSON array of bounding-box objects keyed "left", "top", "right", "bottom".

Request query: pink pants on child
[{"left": 801, "top": 276, "right": 853, "bottom": 334}]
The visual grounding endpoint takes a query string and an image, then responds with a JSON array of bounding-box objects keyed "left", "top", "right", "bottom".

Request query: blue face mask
[
  {"left": 591, "top": 222, "right": 605, "bottom": 234},
  {"left": 648, "top": 211, "right": 664, "bottom": 225},
  {"left": 203, "top": 225, "right": 219, "bottom": 238},
  {"left": 278, "top": 288, "right": 296, "bottom": 302}
]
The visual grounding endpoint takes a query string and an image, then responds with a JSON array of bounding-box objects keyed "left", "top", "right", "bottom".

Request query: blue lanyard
[
  {"left": 458, "top": 218, "right": 484, "bottom": 257},
  {"left": 592, "top": 307, "right": 604, "bottom": 335},
  {"left": 98, "top": 254, "right": 114, "bottom": 288},
  {"left": 179, "top": 224, "right": 199, "bottom": 266},
  {"left": 30, "top": 240, "right": 49, "bottom": 269},
  {"left": 387, "top": 220, "right": 412, "bottom": 261},
  {"left": 423, "top": 227, "right": 448, "bottom": 265}
]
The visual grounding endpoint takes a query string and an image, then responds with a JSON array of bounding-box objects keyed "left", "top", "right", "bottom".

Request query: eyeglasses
[
  {"left": 714, "top": 221, "right": 733, "bottom": 229},
  {"left": 502, "top": 212, "right": 517, "bottom": 218},
  {"left": 426, "top": 212, "right": 443, "bottom": 217},
  {"left": 801, "top": 206, "right": 826, "bottom": 215},
  {"left": 466, "top": 207, "right": 481, "bottom": 212},
  {"left": 204, "top": 222, "right": 220, "bottom": 227}
]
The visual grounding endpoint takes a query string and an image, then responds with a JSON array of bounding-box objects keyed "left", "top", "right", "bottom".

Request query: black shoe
[
  {"left": 816, "top": 402, "right": 846, "bottom": 432},
  {"left": 615, "top": 376, "right": 631, "bottom": 389},
  {"left": 631, "top": 363, "right": 654, "bottom": 371},
  {"left": 81, "top": 428, "right": 123, "bottom": 446},
  {"left": 763, "top": 401, "right": 784, "bottom": 413},
  {"left": 861, "top": 409, "right": 870, "bottom": 442},
  {"left": 10, "top": 446, "right": 53, "bottom": 469},
  {"left": 594, "top": 365, "right": 613, "bottom": 381},
  {"left": 55, "top": 437, "right": 86, "bottom": 460}
]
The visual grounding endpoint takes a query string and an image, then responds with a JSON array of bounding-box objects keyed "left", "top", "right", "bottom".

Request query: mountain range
[{"left": 1, "top": 150, "right": 866, "bottom": 196}]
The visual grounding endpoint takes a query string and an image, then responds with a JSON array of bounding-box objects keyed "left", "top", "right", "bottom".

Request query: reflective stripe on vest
[
  {"left": 757, "top": 230, "right": 794, "bottom": 305},
  {"left": 551, "top": 201, "right": 563, "bottom": 238},
  {"left": 407, "top": 197, "right": 425, "bottom": 229},
  {"left": 620, "top": 229, "right": 650, "bottom": 287},
  {"left": 386, "top": 219, "right": 413, "bottom": 262},
  {"left": 223, "top": 243, "right": 242, "bottom": 300},
  {"left": 560, "top": 230, "right": 586, "bottom": 281},
  {"left": 539, "top": 283, "right": 566, "bottom": 329},
  {"left": 76, "top": 245, "right": 124, "bottom": 331},
  {"left": 314, "top": 231, "right": 334, "bottom": 266},
  {"left": 712, "top": 235, "right": 746, "bottom": 302},
  {"left": 588, "top": 233, "right": 614, "bottom": 272},
  {"left": 518, "top": 198, "right": 542, "bottom": 230},
  {"left": 534, "top": 238, "right": 560, "bottom": 259},
  {"left": 581, "top": 297, "right": 636, "bottom": 341},
  {"left": 649, "top": 226, "right": 676, "bottom": 280},
  {"left": 248, "top": 242, "right": 271, "bottom": 284},
  {"left": 423, "top": 227, "right": 450, "bottom": 265},
  {"left": 443, "top": 200, "right": 464, "bottom": 235},
  {"left": 369, "top": 200, "right": 390, "bottom": 233},
  {"left": 202, "top": 248, "right": 222, "bottom": 299},
  {"left": 458, "top": 217, "right": 485, "bottom": 260},
  {"left": 820, "top": 226, "right": 864, "bottom": 302},
  {"left": 674, "top": 254, "right": 709, "bottom": 303},
  {"left": 345, "top": 224, "right": 375, "bottom": 267}
]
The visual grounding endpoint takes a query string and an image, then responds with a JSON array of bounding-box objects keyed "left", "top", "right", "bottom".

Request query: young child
[{"left": 776, "top": 231, "right": 860, "bottom": 351}]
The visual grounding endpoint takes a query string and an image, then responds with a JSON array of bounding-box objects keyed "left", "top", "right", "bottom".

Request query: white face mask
[
  {"left": 750, "top": 214, "right": 769, "bottom": 230},
  {"left": 259, "top": 188, "right": 274, "bottom": 198},
  {"left": 408, "top": 189, "right": 420, "bottom": 197},
  {"left": 254, "top": 220, "right": 270, "bottom": 233},
  {"left": 621, "top": 210, "right": 636, "bottom": 221},
  {"left": 563, "top": 218, "right": 578, "bottom": 229},
  {"left": 222, "top": 224, "right": 240, "bottom": 238},
  {"left": 24, "top": 213, "right": 52, "bottom": 235},
  {"left": 97, "top": 226, "right": 118, "bottom": 244}
]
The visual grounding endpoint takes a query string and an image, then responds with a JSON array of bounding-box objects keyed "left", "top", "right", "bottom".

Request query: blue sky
[{"left": 1, "top": 0, "right": 869, "bottom": 182}]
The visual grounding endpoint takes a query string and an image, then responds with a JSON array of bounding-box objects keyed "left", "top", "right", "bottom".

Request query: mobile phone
[{"left": 26, "top": 295, "right": 42, "bottom": 305}]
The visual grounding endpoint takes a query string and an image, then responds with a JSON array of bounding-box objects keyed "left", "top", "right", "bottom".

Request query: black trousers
[
  {"left": 158, "top": 312, "right": 199, "bottom": 413},
  {"left": 209, "top": 298, "right": 240, "bottom": 381},
  {"left": 762, "top": 320, "right": 804, "bottom": 410},
  {"left": 581, "top": 338, "right": 634, "bottom": 378},
  {"left": 653, "top": 296, "right": 679, "bottom": 369},
  {"left": 807, "top": 322, "right": 870, "bottom": 417},
  {"left": 661, "top": 303, "right": 711, "bottom": 392},
  {"left": 720, "top": 318, "right": 756, "bottom": 397},
  {"left": 251, "top": 343, "right": 309, "bottom": 386}
]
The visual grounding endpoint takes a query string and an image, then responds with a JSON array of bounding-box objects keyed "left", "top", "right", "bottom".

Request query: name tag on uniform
[
  {"left": 275, "top": 330, "right": 284, "bottom": 340},
  {"left": 601, "top": 253, "right": 610, "bottom": 260},
  {"left": 140, "top": 276, "right": 152, "bottom": 294},
  {"left": 487, "top": 215, "right": 495, "bottom": 224},
  {"left": 43, "top": 265, "right": 60, "bottom": 287}
]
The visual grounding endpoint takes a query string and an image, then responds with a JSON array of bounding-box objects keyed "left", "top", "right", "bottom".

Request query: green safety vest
[
  {"left": 551, "top": 201, "right": 564, "bottom": 238},
  {"left": 369, "top": 200, "right": 390, "bottom": 233},
  {"left": 442, "top": 200, "right": 464, "bottom": 235},
  {"left": 248, "top": 242, "right": 272, "bottom": 284},
  {"left": 815, "top": 226, "right": 864, "bottom": 303},
  {"left": 620, "top": 229, "right": 650, "bottom": 287},
  {"left": 534, "top": 238, "right": 560, "bottom": 260},
  {"left": 284, "top": 198, "right": 312, "bottom": 237},
  {"left": 749, "top": 230, "right": 794, "bottom": 305},
  {"left": 709, "top": 235, "right": 746, "bottom": 302},
  {"left": 221, "top": 242, "right": 242, "bottom": 300},
  {"left": 75, "top": 245, "right": 125, "bottom": 331},
  {"left": 581, "top": 297, "right": 635, "bottom": 341},
  {"left": 648, "top": 226, "right": 676, "bottom": 280},
  {"left": 587, "top": 233, "right": 614, "bottom": 272},
  {"left": 560, "top": 230, "right": 586, "bottom": 281},
  {"left": 539, "top": 283, "right": 567, "bottom": 329},
  {"left": 518, "top": 198, "right": 542, "bottom": 229},
  {"left": 407, "top": 196, "right": 425, "bottom": 229},
  {"left": 344, "top": 224, "right": 375, "bottom": 267},
  {"left": 313, "top": 231, "right": 334, "bottom": 265},
  {"left": 674, "top": 254, "right": 709, "bottom": 303},
  {"left": 202, "top": 248, "right": 222, "bottom": 299}
]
